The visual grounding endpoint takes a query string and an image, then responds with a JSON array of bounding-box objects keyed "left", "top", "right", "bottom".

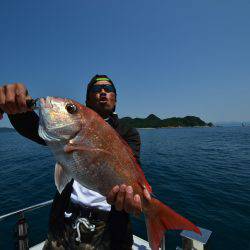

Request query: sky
[{"left": 1, "top": 0, "right": 250, "bottom": 127}]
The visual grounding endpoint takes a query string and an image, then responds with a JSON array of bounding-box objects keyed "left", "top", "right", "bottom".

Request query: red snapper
[{"left": 38, "top": 96, "right": 200, "bottom": 250}]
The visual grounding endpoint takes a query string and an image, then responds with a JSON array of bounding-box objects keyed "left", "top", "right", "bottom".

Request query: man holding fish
[
  {"left": 0, "top": 76, "right": 199, "bottom": 250},
  {"left": 0, "top": 75, "right": 148, "bottom": 249}
]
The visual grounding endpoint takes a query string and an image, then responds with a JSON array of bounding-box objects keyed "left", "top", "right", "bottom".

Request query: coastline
[{"left": 137, "top": 125, "right": 213, "bottom": 129}]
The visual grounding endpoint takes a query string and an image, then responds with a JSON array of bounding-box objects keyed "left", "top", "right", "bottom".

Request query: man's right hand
[{"left": 0, "top": 83, "right": 31, "bottom": 120}]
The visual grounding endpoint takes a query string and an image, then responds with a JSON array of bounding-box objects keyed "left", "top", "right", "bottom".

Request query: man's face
[{"left": 87, "top": 80, "right": 116, "bottom": 118}]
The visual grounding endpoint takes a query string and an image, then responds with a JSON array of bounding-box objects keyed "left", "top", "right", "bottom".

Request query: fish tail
[{"left": 144, "top": 198, "right": 200, "bottom": 250}]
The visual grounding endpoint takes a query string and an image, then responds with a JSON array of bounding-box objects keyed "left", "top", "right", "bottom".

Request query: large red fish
[{"left": 38, "top": 96, "right": 200, "bottom": 250}]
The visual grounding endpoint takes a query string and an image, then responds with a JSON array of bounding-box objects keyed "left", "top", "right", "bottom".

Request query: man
[{"left": 0, "top": 75, "right": 150, "bottom": 250}]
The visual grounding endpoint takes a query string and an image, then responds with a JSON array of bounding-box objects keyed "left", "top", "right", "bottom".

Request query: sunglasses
[{"left": 90, "top": 84, "right": 115, "bottom": 93}]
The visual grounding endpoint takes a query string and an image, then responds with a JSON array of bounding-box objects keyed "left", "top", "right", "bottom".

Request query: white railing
[
  {"left": 0, "top": 199, "right": 166, "bottom": 250},
  {"left": 0, "top": 200, "right": 53, "bottom": 222}
]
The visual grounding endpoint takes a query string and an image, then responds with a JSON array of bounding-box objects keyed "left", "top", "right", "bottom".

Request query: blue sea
[{"left": 0, "top": 126, "right": 249, "bottom": 249}]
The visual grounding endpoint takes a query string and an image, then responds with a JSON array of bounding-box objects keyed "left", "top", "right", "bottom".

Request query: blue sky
[{"left": 1, "top": 0, "right": 250, "bottom": 127}]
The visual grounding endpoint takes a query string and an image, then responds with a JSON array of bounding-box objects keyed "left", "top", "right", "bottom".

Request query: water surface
[{"left": 0, "top": 126, "right": 249, "bottom": 249}]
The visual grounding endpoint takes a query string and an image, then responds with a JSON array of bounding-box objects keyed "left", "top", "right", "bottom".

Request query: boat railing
[
  {"left": 0, "top": 199, "right": 166, "bottom": 250},
  {"left": 0, "top": 200, "right": 212, "bottom": 250},
  {"left": 0, "top": 200, "right": 53, "bottom": 222},
  {"left": 0, "top": 200, "right": 53, "bottom": 250}
]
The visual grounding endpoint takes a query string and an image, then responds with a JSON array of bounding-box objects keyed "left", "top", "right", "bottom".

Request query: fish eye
[{"left": 65, "top": 103, "right": 78, "bottom": 114}]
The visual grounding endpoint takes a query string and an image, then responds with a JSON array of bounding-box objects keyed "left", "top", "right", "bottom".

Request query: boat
[{"left": 0, "top": 200, "right": 211, "bottom": 250}]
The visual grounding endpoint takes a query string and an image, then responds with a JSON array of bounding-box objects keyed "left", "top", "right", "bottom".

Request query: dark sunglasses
[{"left": 90, "top": 84, "right": 115, "bottom": 93}]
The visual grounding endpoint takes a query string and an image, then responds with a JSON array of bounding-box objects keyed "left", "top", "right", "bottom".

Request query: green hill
[{"left": 119, "top": 114, "right": 213, "bottom": 128}]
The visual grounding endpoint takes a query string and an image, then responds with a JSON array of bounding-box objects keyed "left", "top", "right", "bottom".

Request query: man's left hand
[{"left": 106, "top": 184, "right": 151, "bottom": 217}]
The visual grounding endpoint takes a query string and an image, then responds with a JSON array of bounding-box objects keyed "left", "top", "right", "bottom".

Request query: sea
[{"left": 0, "top": 126, "right": 249, "bottom": 250}]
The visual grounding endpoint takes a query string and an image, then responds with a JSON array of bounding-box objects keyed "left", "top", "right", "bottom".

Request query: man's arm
[
  {"left": 8, "top": 112, "right": 46, "bottom": 145},
  {"left": 0, "top": 83, "right": 46, "bottom": 145}
]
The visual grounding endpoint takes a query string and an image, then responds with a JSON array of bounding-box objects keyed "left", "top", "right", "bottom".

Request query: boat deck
[{"left": 30, "top": 235, "right": 151, "bottom": 250}]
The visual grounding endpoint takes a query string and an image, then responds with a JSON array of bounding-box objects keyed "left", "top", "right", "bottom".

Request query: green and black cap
[{"left": 86, "top": 74, "right": 117, "bottom": 102}]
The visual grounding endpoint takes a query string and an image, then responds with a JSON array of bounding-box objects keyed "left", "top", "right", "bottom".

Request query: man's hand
[
  {"left": 106, "top": 184, "right": 151, "bottom": 216},
  {"left": 0, "top": 83, "right": 31, "bottom": 119}
]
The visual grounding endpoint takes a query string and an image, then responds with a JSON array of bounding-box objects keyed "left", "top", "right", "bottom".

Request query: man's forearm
[{"left": 8, "top": 111, "right": 46, "bottom": 145}]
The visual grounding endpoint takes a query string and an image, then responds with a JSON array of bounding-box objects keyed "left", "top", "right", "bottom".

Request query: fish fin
[
  {"left": 145, "top": 198, "right": 201, "bottom": 250},
  {"left": 54, "top": 162, "right": 70, "bottom": 194},
  {"left": 64, "top": 143, "right": 111, "bottom": 155}
]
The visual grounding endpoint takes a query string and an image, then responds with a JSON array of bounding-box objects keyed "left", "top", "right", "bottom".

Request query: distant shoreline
[
  {"left": 137, "top": 125, "right": 213, "bottom": 129},
  {"left": 119, "top": 114, "right": 213, "bottom": 128}
]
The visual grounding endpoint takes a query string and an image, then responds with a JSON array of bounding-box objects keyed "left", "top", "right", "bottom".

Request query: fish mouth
[
  {"left": 38, "top": 97, "right": 53, "bottom": 127},
  {"left": 38, "top": 96, "right": 63, "bottom": 129},
  {"left": 38, "top": 97, "right": 60, "bottom": 141},
  {"left": 39, "top": 97, "right": 54, "bottom": 109}
]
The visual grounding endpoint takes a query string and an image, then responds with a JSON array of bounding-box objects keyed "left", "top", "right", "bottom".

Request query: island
[{"left": 119, "top": 114, "right": 213, "bottom": 128}]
